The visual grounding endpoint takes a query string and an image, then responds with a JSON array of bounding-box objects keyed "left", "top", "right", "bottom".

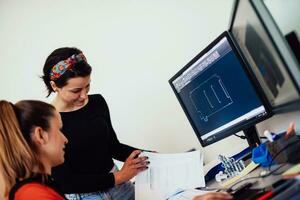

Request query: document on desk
[
  {"left": 167, "top": 189, "right": 210, "bottom": 200},
  {"left": 135, "top": 150, "right": 205, "bottom": 200}
]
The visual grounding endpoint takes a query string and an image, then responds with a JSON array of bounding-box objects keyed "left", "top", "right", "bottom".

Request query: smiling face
[{"left": 54, "top": 75, "right": 91, "bottom": 109}]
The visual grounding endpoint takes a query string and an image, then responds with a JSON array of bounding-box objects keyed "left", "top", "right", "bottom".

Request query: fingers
[
  {"left": 126, "top": 150, "right": 149, "bottom": 167},
  {"left": 137, "top": 166, "right": 148, "bottom": 173},
  {"left": 127, "top": 157, "right": 149, "bottom": 171},
  {"left": 123, "top": 150, "right": 150, "bottom": 170},
  {"left": 131, "top": 156, "right": 148, "bottom": 164},
  {"left": 118, "top": 152, "right": 149, "bottom": 183},
  {"left": 193, "top": 192, "right": 232, "bottom": 200},
  {"left": 134, "top": 160, "right": 150, "bottom": 169},
  {"left": 128, "top": 150, "right": 141, "bottom": 159},
  {"left": 123, "top": 150, "right": 150, "bottom": 173},
  {"left": 207, "top": 192, "right": 232, "bottom": 200}
]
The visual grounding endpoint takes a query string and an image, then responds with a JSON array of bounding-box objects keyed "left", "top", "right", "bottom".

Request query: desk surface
[{"left": 206, "top": 163, "right": 291, "bottom": 191}]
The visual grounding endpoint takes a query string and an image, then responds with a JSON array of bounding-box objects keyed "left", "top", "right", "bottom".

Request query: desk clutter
[
  {"left": 214, "top": 122, "right": 300, "bottom": 185},
  {"left": 214, "top": 163, "right": 300, "bottom": 200},
  {"left": 208, "top": 123, "right": 300, "bottom": 199},
  {"left": 215, "top": 155, "right": 246, "bottom": 182},
  {"left": 252, "top": 122, "right": 300, "bottom": 167},
  {"left": 219, "top": 155, "right": 246, "bottom": 178},
  {"left": 229, "top": 177, "right": 300, "bottom": 200}
]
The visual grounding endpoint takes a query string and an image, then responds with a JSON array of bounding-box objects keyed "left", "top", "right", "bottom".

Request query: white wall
[
  {"left": 0, "top": 0, "right": 243, "bottom": 163},
  {"left": 1, "top": 0, "right": 298, "bottom": 164},
  {"left": 264, "top": 0, "right": 300, "bottom": 35}
]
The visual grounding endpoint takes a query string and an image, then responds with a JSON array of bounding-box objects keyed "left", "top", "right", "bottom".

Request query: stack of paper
[{"left": 135, "top": 150, "right": 205, "bottom": 200}]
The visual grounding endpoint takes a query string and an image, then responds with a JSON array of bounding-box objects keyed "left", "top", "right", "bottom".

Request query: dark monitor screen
[
  {"left": 229, "top": 0, "right": 300, "bottom": 112},
  {"left": 169, "top": 32, "right": 271, "bottom": 147}
]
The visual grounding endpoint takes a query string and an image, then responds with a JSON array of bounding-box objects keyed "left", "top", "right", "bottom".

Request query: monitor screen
[
  {"left": 169, "top": 32, "right": 271, "bottom": 146},
  {"left": 229, "top": 0, "right": 300, "bottom": 111}
]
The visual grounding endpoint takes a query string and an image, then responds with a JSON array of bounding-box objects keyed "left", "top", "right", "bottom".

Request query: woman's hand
[
  {"left": 193, "top": 192, "right": 232, "bottom": 200},
  {"left": 114, "top": 150, "right": 149, "bottom": 185}
]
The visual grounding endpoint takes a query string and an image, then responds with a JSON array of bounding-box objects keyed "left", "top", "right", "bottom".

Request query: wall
[
  {"left": 257, "top": 111, "right": 300, "bottom": 135},
  {"left": 264, "top": 0, "right": 300, "bottom": 35},
  {"left": 0, "top": 0, "right": 248, "bottom": 163},
  {"left": 1, "top": 0, "right": 298, "bottom": 165}
]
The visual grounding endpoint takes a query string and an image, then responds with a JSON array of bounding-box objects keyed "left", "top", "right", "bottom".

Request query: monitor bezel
[
  {"left": 169, "top": 31, "right": 272, "bottom": 147},
  {"left": 228, "top": 0, "right": 300, "bottom": 113}
]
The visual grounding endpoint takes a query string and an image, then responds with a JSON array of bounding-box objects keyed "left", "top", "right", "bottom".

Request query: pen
[
  {"left": 271, "top": 132, "right": 279, "bottom": 141},
  {"left": 166, "top": 189, "right": 185, "bottom": 200},
  {"left": 257, "top": 179, "right": 295, "bottom": 200},
  {"left": 262, "top": 179, "right": 296, "bottom": 200},
  {"left": 257, "top": 191, "right": 273, "bottom": 200},
  {"left": 142, "top": 150, "right": 156, "bottom": 153},
  {"left": 271, "top": 178, "right": 295, "bottom": 194}
]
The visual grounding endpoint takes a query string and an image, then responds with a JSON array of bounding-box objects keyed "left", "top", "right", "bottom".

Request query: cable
[
  {"left": 196, "top": 186, "right": 226, "bottom": 191},
  {"left": 233, "top": 133, "right": 267, "bottom": 140},
  {"left": 224, "top": 176, "right": 261, "bottom": 192},
  {"left": 227, "top": 139, "right": 300, "bottom": 191},
  {"left": 234, "top": 133, "right": 247, "bottom": 139},
  {"left": 265, "top": 163, "right": 286, "bottom": 176},
  {"left": 225, "top": 164, "right": 285, "bottom": 192}
]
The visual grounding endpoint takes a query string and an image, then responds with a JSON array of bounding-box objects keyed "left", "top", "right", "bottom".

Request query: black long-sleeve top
[{"left": 52, "top": 94, "right": 136, "bottom": 194}]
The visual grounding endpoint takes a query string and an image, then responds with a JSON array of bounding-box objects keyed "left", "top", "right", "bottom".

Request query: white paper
[
  {"left": 167, "top": 189, "right": 210, "bottom": 200},
  {"left": 135, "top": 150, "right": 205, "bottom": 200}
]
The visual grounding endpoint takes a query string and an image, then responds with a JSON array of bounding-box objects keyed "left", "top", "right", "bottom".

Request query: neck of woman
[
  {"left": 32, "top": 161, "right": 51, "bottom": 175},
  {"left": 51, "top": 96, "right": 82, "bottom": 112}
]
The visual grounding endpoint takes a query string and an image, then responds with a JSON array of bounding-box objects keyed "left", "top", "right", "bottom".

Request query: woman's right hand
[
  {"left": 114, "top": 150, "right": 149, "bottom": 185},
  {"left": 193, "top": 192, "right": 232, "bottom": 200}
]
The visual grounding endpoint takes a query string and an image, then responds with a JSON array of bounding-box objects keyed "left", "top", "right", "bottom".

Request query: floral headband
[{"left": 49, "top": 53, "right": 87, "bottom": 81}]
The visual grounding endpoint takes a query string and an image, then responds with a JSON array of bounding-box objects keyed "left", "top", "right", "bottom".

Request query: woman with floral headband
[{"left": 41, "top": 47, "right": 149, "bottom": 200}]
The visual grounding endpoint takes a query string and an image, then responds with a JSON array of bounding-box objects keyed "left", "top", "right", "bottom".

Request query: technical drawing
[{"left": 190, "top": 74, "right": 233, "bottom": 122}]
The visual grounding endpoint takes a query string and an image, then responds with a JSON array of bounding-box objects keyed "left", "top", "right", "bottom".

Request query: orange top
[{"left": 14, "top": 183, "right": 64, "bottom": 200}]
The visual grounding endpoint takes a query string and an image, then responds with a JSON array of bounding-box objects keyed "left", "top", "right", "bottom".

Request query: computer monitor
[
  {"left": 169, "top": 31, "right": 271, "bottom": 147},
  {"left": 229, "top": 0, "right": 300, "bottom": 112}
]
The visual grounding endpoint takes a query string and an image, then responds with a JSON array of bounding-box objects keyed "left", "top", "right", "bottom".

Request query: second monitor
[{"left": 169, "top": 31, "right": 272, "bottom": 147}]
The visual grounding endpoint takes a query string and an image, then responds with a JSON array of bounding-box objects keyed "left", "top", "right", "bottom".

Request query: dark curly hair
[{"left": 41, "top": 47, "right": 92, "bottom": 97}]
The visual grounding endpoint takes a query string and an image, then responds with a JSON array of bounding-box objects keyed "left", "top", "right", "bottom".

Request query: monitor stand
[{"left": 243, "top": 125, "right": 261, "bottom": 148}]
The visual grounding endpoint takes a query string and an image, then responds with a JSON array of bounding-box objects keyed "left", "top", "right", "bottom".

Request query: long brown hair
[{"left": 0, "top": 100, "right": 55, "bottom": 196}]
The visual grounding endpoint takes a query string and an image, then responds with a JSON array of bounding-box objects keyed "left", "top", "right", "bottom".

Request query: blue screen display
[{"left": 171, "top": 36, "right": 267, "bottom": 144}]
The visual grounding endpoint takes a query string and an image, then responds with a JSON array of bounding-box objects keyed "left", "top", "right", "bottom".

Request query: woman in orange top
[{"left": 0, "top": 100, "right": 68, "bottom": 200}]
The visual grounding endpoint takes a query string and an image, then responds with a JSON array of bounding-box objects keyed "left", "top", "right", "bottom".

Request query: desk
[
  {"left": 208, "top": 164, "right": 289, "bottom": 188},
  {"left": 206, "top": 163, "right": 296, "bottom": 199}
]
